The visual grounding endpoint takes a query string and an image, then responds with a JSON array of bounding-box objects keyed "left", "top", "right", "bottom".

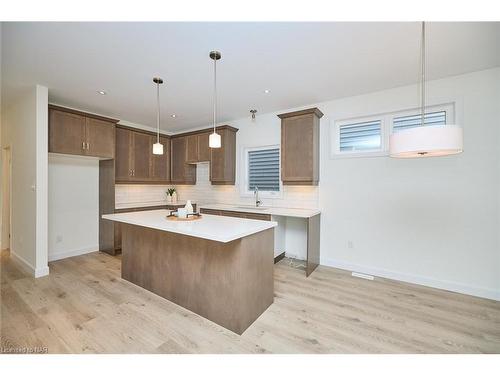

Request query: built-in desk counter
[{"left": 199, "top": 204, "right": 321, "bottom": 277}]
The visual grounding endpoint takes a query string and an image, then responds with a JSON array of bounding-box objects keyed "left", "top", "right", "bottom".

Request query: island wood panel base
[{"left": 121, "top": 224, "right": 274, "bottom": 334}]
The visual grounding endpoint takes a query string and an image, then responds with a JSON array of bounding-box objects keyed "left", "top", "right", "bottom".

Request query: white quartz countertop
[
  {"left": 102, "top": 209, "right": 277, "bottom": 243},
  {"left": 199, "top": 203, "right": 320, "bottom": 218}
]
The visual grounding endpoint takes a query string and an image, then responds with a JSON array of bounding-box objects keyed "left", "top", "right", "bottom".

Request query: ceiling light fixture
[
  {"left": 152, "top": 77, "right": 164, "bottom": 155},
  {"left": 209, "top": 50, "right": 222, "bottom": 148},
  {"left": 264, "top": 89, "right": 270, "bottom": 94},
  {"left": 97, "top": 90, "right": 106, "bottom": 95},
  {"left": 389, "top": 22, "right": 463, "bottom": 158},
  {"left": 171, "top": 114, "right": 176, "bottom": 118},
  {"left": 250, "top": 109, "right": 257, "bottom": 121}
]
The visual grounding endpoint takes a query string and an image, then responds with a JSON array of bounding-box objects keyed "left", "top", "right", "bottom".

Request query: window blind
[
  {"left": 248, "top": 148, "right": 280, "bottom": 192},
  {"left": 339, "top": 120, "right": 382, "bottom": 152},
  {"left": 393, "top": 111, "right": 446, "bottom": 132}
]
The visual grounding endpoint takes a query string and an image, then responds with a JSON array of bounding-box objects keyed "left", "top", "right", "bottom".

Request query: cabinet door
[
  {"left": 210, "top": 139, "right": 225, "bottom": 182},
  {"left": 197, "top": 132, "right": 211, "bottom": 162},
  {"left": 210, "top": 129, "right": 236, "bottom": 184},
  {"left": 115, "top": 127, "right": 133, "bottom": 181},
  {"left": 185, "top": 135, "right": 199, "bottom": 163},
  {"left": 49, "top": 109, "right": 86, "bottom": 155},
  {"left": 281, "top": 114, "right": 315, "bottom": 183},
  {"left": 151, "top": 136, "right": 170, "bottom": 182},
  {"left": 131, "top": 132, "right": 152, "bottom": 181},
  {"left": 171, "top": 136, "right": 196, "bottom": 184},
  {"left": 85, "top": 117, "right": 115, "bottom": 158}
]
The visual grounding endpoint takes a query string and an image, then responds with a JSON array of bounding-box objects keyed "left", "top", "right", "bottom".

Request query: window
[
  {"left": 331, "top": 103, "right": 455, "bottom": 158},
  {"left": 243, "top": 146, "right": 281, "bottom": 197},
  {"left": 393, "top": 111, "right": 446, "bottom": 133},
  {"left": 339, "top": 120, "right": 382, "bottom": 152}
]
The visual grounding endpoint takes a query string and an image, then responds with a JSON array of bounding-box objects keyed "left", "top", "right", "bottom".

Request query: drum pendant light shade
[
  {"left": 389, "top": 125, "right": 463, "bottom": 158},
  {"left": 389, "top": 22, "right": 463, "bottom": 158}
]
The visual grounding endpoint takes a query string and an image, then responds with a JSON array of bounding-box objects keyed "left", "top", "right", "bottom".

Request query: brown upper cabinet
[
  {"left": 150, "top": 136, "right": 171, "bottom": 182},
  {"left": 197, "top": 132, "right": 211, "bottom": 162},
  {"left": 185, "top": 131, "right": 211, "bottom": 164},
  {"left": 49, "top": 105, "right": 117, "bottom": 159},
  {"left": 209, "top": 127, "right": 238, "bottom": 185},
  {"left": 278, "top": 108, "right": 323, "bottom": 185},
  {"left": 170, "top": 136, "right": 196, "bottom": 185},
  {"left": 115, "top": 125, "right": 171, "bottom": 184}
]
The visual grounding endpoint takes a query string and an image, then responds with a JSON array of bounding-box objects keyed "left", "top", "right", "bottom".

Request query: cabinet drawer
[
  {"left": 220, "top": 210, "right": 247, "bottom": 218},
  {"left": 200, "top": 208, "right": 221, "bottom": 216},
  {"left": 244, "top": 212, "right": 272, "bottom": 221}
]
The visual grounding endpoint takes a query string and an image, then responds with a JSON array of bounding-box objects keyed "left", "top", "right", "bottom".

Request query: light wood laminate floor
[{"left": 1, "top": 250, "right": 499, "bottom": 353}]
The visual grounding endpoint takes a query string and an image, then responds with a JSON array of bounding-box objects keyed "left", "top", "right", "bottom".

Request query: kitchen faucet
[{"left": 254, "top": 186, "right": 262, "bottom": 207}]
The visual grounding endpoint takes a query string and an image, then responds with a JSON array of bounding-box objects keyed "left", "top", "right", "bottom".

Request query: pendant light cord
[
  {"left": 420, "top": 21, "right": 426, "bottom": 127},
  {"left": 156, "top": 81, "right": 160, "bottom": 143},
  {"left": 213, "top": 56, "right": 217, "bottom": 134}
]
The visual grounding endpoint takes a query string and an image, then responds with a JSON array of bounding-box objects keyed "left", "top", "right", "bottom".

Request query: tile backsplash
[{"left": 115, "top": 162, "right": 319, "bottom": 209}]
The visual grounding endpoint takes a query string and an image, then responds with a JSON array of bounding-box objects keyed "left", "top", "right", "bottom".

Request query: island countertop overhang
[{"left": 102, "top": 209, "right": 277, "bottom": 243}]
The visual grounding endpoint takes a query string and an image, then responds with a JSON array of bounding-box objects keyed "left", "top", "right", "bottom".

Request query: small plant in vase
[{"left": 166, "top": 188, "right": 177, "bottom": 204}]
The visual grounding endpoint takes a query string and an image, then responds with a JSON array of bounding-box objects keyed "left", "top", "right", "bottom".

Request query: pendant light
[
  {"left": 152, "top": 77, "right": 164, "bottom": 155},
  {"left": 389, "top": 22, "right": 463, "bottom": 158},
  {"left": 209, "top": 50, "right": 222, "bottom": 148}
]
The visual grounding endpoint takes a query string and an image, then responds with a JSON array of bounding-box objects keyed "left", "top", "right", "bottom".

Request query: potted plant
[{"left": 166, "top": 188, "right": 177, "bottom": 204}]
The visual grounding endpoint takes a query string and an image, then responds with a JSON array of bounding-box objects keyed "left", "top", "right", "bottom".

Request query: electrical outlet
[{"left": 348, "top": 240, "right": 354, "bottom": 249}]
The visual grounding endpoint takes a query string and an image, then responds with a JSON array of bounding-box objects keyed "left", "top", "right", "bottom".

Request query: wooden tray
[{"left": 166, "top": 214, "right": 202, "bottom": 222}]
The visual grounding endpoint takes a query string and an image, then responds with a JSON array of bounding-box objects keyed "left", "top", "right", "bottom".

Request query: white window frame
[
  {"left": 330, "top": 102, "right": 455, "bottom": 159},
  {"left": 388, "top": 102, "right": 455, "bottom": 134},
  {"left": 240, "top": 144, "right": 283, "bottom": 199},
  {"left": 332, "top": 115, "right": 387, "bottom": 158}
]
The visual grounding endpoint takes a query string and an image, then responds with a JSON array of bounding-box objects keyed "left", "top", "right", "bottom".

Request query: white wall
[
  {"left": 1, "top": 85, "right": 49, "bottom": 277},
  {"left": 118, "top": 68, "right": 500, "bottom": 300},
  {"left": 318, "top": 68, "right": 500, "bottom": 300},
  {"left": 48, "top": 155, "right": 99, "bottom": 261}
]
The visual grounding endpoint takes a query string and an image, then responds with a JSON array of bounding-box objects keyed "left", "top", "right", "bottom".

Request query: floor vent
[{"left": 352, "top": 272, "right": 374, "bottom": 281}]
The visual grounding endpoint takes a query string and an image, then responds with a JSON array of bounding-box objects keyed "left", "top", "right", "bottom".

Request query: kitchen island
[{"left": 102, "top": 209, "right": 277, "bottom": 334}]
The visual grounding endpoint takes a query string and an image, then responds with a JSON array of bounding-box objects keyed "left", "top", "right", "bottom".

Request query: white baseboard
[
  {"left": 10, "top": 250, "right": 50, "bottom": 278},
  {"left": 48, "top": 246, "right": 98, "bottom": 262},
  {"left": 10, "top": 250, "right": 36, "bottom": 274},
  {"left": 35, "top": 265, "right": 50, "bottom": 278},
  {"left": 321, "top": 258, "right": 500, "bottom": 302}
]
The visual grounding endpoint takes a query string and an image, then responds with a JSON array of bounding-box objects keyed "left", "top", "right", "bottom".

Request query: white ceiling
[{"left": 2, "top": 22, "right": 499, "bottom": 132}]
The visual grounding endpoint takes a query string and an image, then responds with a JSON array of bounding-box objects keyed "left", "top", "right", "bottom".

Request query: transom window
[
  {"left": 332, "top": 103, "right": 454, "bottom": 158},
  {"left": 339, "top": 120, "right": 382, "bottom": 152},
  {"left": 393, "top": 111, "right": 446, "bottom": 133}
]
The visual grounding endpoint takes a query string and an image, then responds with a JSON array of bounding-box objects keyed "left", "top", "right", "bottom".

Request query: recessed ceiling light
[
  {"left": 97, "top": 90, "right": 107, "bottom": 95},
  {"left": 264, "top": 89, "right": 270, "bottom": 94},
  {"left": 171, "top": 114, "right": 176, "bottom": 118}
]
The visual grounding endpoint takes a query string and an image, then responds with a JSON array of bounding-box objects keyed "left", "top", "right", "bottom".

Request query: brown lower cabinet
[{"left": 200, "top": 208, "right": 271, "bottom": 221}]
